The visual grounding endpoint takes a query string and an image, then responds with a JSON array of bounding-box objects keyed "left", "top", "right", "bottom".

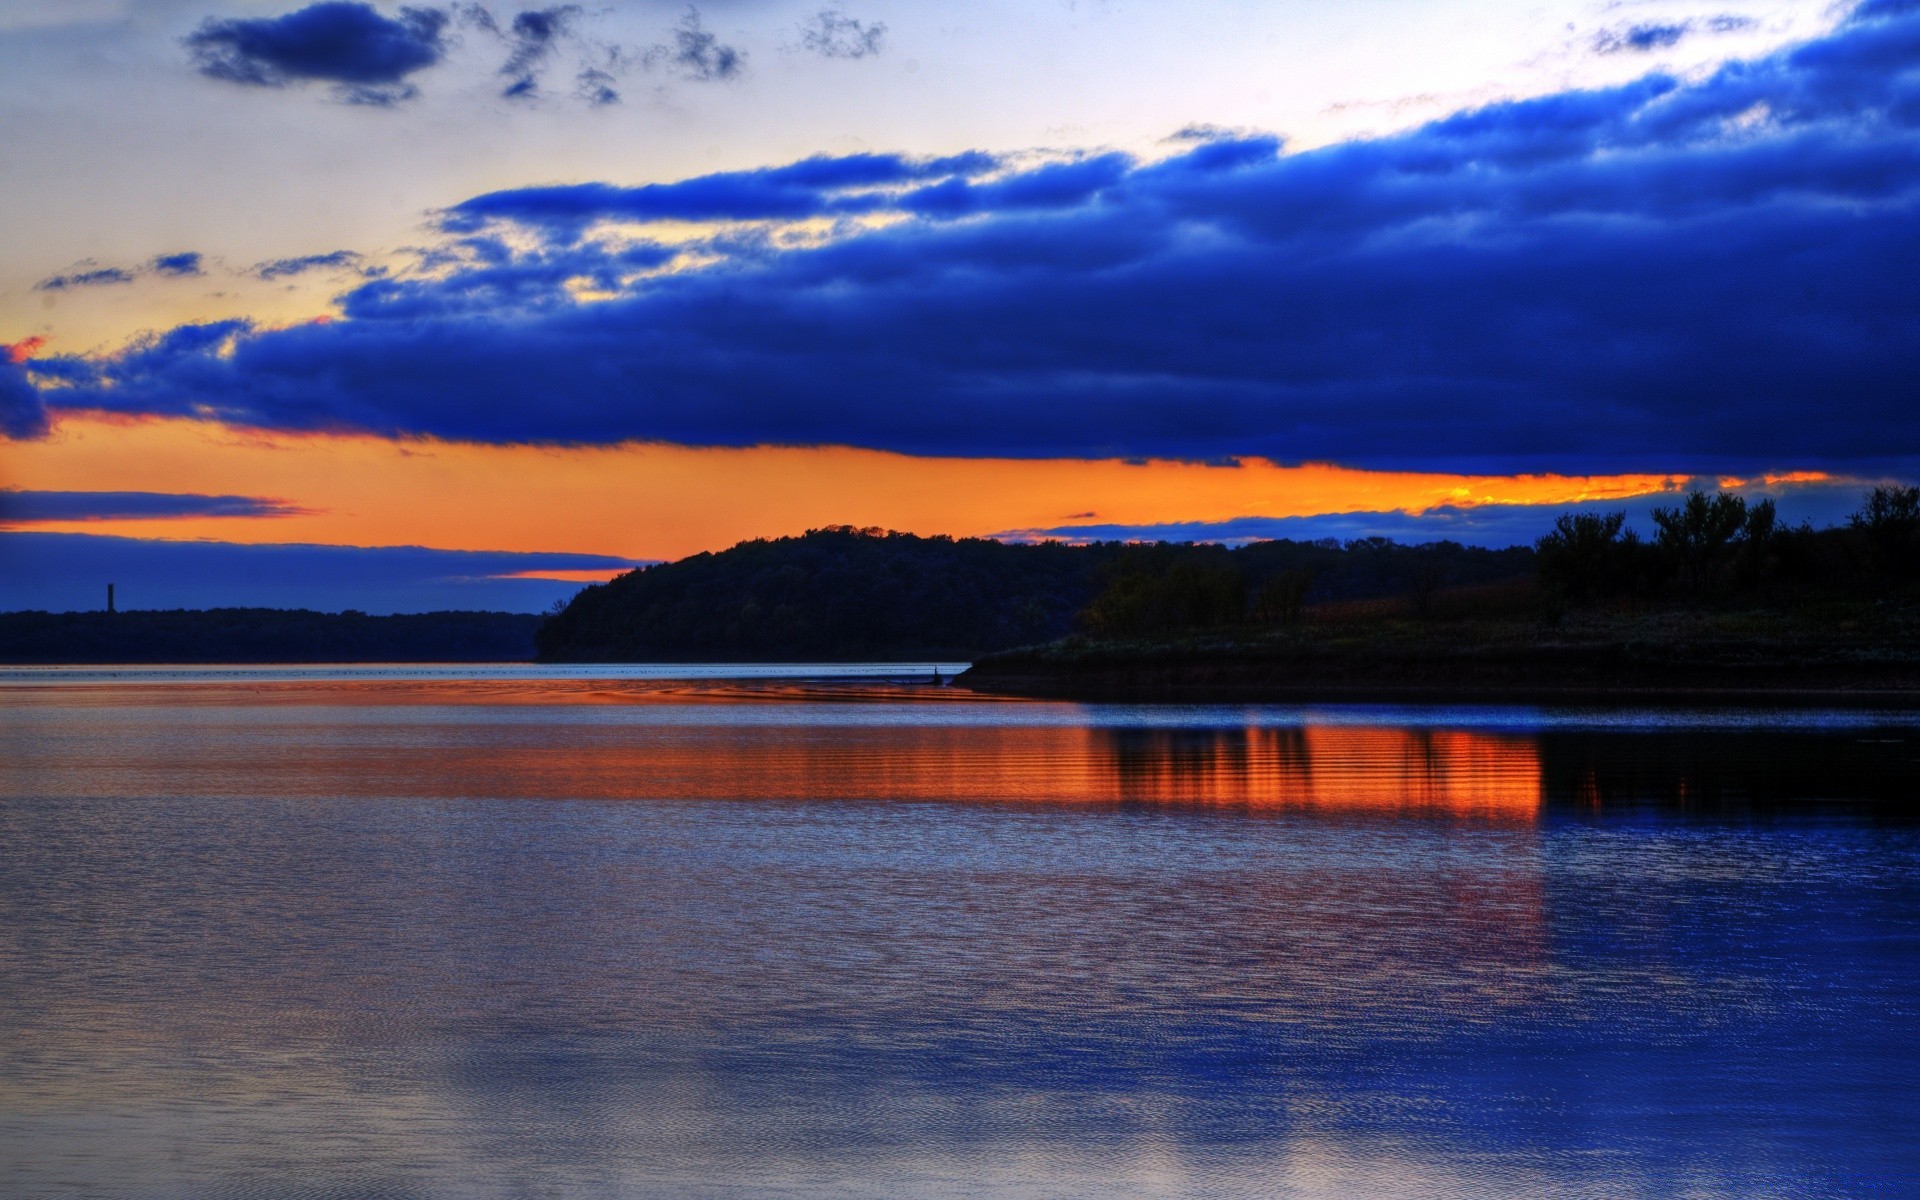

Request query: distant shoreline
[{"left": 0, "top": 609, "right": 545, "bottom": 665}]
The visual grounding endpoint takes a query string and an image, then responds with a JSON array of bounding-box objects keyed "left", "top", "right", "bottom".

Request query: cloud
[
  {"left": 1001, "top": 510, "right": 1568, "bottom": 548},
  {"left": 0, "top": 489, "right": 308, "bottom": 523},
  {"left": 20, "top": 2, "right": 1920, "bottom": 476},
  {"left": 0, "top": 532, "right": 645, "bottom": 614},
  {"left": 0, "top": 352, "right": 45, "bottom": 440},
  {"left": 254, "top": 250, "right": 365, "bottom": 280},
  {"left": 457, "top": 2, "right": 632, "bottom": 104},
  {"left": 1594, "top": 22, "right": 1692, "bottom": 54},
  {"left": 35, "top": 265, "right": 135, "bottom": 291},
  {"left": 150, "top": 252, "right": 205, "bottom": 277},
  {"left": 494, "top": 4, "right": 581, "bottom": 98},
  {"left": 186, "top": 2, "right": 449, "bottom": 105},
  {"left": 1003, "top": 477, "right": 1871, "bottom": 548},
  {"left": 799, "top": 10, "right": 885, "bottom": 60},
  {"left": 575, "top": 66, "right": 619, "bottom": 106},
  {"left": 440, "top": 149, "right": 1001, "bottom": 236},
  {"left": 1593, "top": 15, "right": 1756, "bottom": 55},
  {"left": 648, "top": 8, "right": 744, "bottom": 81},
  {"left": 37, "top": 253, "right": 207, "bottom": 290}
]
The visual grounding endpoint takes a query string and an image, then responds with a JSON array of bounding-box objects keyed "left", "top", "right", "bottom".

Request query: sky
[{"left": 1, "top": 0, "right": 1915, "bottom": 610}]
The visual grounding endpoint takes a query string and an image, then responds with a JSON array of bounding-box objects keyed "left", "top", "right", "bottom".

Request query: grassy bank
[{"left": 959, "top": 598, "right": 1920, "bottom": 703}]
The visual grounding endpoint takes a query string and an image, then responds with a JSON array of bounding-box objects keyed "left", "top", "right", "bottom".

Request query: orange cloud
[
  {"left": 6, "top": 336, "right": 46, "bottom": 364},
  {"left": 491, "top": 568, "right": 636, "bottom": 583},
  {"left": 1717, "top": 470, "right": 1834, "bottom": 490}
]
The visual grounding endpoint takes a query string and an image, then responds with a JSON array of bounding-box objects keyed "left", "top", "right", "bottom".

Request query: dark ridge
[
  {"left": 0, "top": 609, "right": 542, "bottom": 664},
  {"left": 533, "top": 526, "right": 1535, "bottom": 662},
  {"left": 536, "top": 527, "right": 1107, "bottom": 661}
]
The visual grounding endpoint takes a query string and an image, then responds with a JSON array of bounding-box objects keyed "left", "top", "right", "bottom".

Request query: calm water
[{"left": 2, "top": 666, "right": 1917, "bottom": 1199}]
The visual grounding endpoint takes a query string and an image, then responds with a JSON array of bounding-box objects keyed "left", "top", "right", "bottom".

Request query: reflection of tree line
[
  {"left": 1094, "top": 726, "right": 1543, "bottom": 820},
  {"left": 1538, "top": 730, "right": 1920, "bottom": 811},
  {"left": 1094, "top": 724, "right": 1920, "bottom": 815}
]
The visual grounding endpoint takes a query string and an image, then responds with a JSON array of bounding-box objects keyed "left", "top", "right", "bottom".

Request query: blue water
[{"left": 1, "top": 667, "right": 1916, "bottom": 1198}]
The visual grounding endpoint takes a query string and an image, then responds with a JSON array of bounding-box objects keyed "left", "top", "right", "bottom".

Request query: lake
[{"left": 2, "top": 665, "right": 1916, "bottom": 1199}]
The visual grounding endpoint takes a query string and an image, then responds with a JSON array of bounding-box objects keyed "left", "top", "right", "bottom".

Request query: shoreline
[
  {"left": 958, "top": 672, "right": 1920, "bottom": 707},
  {"left": 957, "top": 617, "right": 1920, "bottom": 706}
]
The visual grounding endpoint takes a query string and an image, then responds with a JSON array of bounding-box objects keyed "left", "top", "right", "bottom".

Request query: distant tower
[{"left": 107, "top": 583, "right": 115, "bottom": 614}]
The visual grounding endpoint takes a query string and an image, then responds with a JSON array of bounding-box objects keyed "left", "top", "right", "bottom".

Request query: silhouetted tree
[
  {"left": 1650, "top": 491, "right": 1775, "bottom": 594},
  {"left": 1535, "top": 511, "right": 1638, "bottom": 603},
  {"left": 1851, "top": 485, "right": 1920, "bottom": 583}
]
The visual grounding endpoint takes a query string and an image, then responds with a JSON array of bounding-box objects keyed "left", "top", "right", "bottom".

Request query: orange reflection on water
[
  {"left": 1, "top": 681, "right": 1555, "bottom": 1018},
  {"left": 9, "top": 681, "right": 1541, "bottom": 822},
  {"left": 1097, "top": 726, "right": 1541, "bottom": 821},
  {"left": 291, "top": 725, "right": 1528, "bottom": 820}
]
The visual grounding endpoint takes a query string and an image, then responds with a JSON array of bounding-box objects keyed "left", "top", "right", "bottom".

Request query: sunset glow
[{"left": 3, "top": 413, "right": 1701, "bottom": 561}]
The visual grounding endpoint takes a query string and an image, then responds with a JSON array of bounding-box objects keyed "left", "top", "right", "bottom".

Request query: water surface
[{"left": 2, "top": 666, "right": 1915, "bottom": 1198}]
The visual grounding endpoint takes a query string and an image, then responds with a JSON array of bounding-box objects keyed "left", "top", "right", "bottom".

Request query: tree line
[
  {"left": 1535, "top": 485, "right": 1920, "bottom": 605},
  {"left": 543, "top": 491, "right": 1920, "bottom": 660},
  {"left": 1079, "top": 486, "right": 1920, "bottom": 637}
]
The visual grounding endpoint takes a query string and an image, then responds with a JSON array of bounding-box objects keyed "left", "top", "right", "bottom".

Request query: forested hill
[
  {"left": 537, "top": 528, "right": 1106, "bottom": 661},
  {"left": 534, "top": 526, "right": 1536, "bottom": 662}
]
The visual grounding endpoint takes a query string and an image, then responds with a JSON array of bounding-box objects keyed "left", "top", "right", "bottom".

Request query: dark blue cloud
[
  {"left": 496, "top": 5, "right": 580, "bottom": 99},
  {"left": 648, "top": 8, "right": 744, "bottom": 81},
  {"left": 255, "top": 250, "right": 365, "bottom": 280},
  {"left": 458, "top": 2, "right": 631, "bottom": 105},
  {"left": 0, "top": 358, "right": 46, "bottom": 440},
  {"left": 35, "top": 265, "right": 135, "bottom": 291},
  {"left": 36, "top": 255, "right": 205, "bottom": 290},
  {"left": 150, "top": 252, "right": 205, "bottom": 277},
  {"left": 0, "top": 489, "right": 306, "bottom": 523},
  {"left": 441, "top": 150, "right": 1001, "bottom": 237},
  {"left": 575, "top": 66, "right": 619, "bottom": 106},
  {"left": 1595, "top": 22, "right": 1692, "bottom": 54},
  {"left": 22, "top": 3, "right": 1920, "bottom": 475},
  {"left": 1593, "top": 16, "right": 1756, "bottom": 55},
  {"left": 800, "top": 10, "right": 886, "bottom": 60},
  {"left": 187, "top": 2, "right": 449, "bottom": 105},
  {"left": 0, "top": 532, "right": 645, "bottom": 614},
  {"left": 897, "top": 153, "right": 1136, "bottom": 217}
]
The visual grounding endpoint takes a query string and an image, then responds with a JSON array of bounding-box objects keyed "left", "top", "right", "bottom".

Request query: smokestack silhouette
[{"left": 107, "top": 583, "right": 115, "bottom": 614}]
